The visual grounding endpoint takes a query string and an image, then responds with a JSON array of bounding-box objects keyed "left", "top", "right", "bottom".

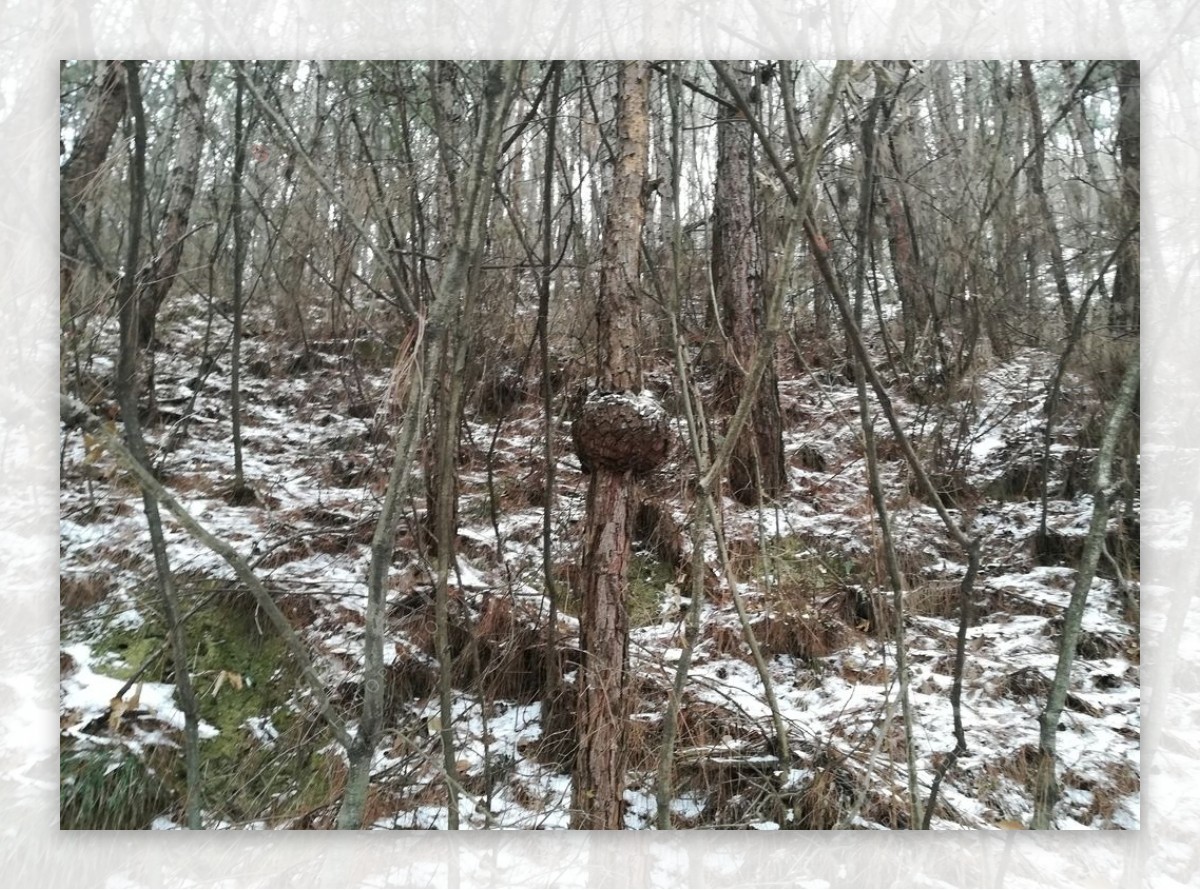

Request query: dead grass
[
  {"left": 704, "top": 622, "right": 749, "bottom": 659},
  {"left": 906, "top": 580, "right": 963, "bottom": 619},
  {"left": 61, "top": 573, "right": 111, "bottom": 611},
  {"left": 755, "top": 608, "right": 847, "bottom": 660},
  {"left": 791, "top": 750, "right": 855, "bottom": 829}
]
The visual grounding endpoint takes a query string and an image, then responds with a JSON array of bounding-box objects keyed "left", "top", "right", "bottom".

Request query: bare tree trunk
[
  {"left": 422, "top": 65, "right": 491, "bottom": 832},
  {"left": 431, "top": 321, "right": 471, "bottom": 830},
  {"left": 570, "top": 60, "right": 650, "bottom": 831},
  {"left": 712, "top": 65, "right": 786, "bottom": 505},
  {"left": 229, "top": 63, "right": 249, "bottom": 498},
  {"left": 1019, "top": 60, "right": 1075, "bottom": 329},
  {"left": 846, "top": 75, "right": 925, "bottom": 829},
  {"left": 135, "top": 60, "right": 212, "bottom": 349},
  {"left": 130, "top": 60, "right": 212, "bottom": 426},
  {"left": 273, "top": 65, "right": 328, "bottom": 345},
  {"left": 655, "top": 62, "right": 696, "bottom": 829},
  {"left": 1110, "top": 61, "right": 1140, "bottom": 334},
  {"left": 114, "top": 61, "right": 203, "bottom": 829},
  {"left": 1031, "top": 353, "right": 1139, "bottom": 828},
  {"left": 60, "top": 61, "right": 127, "bottom": 308},
  {"left": 879, "top": 179, "right": 922, "bottom": 362},
  {"left": 538, "top": 61, "right": 565, "bottom": 728},
  {"left": 335, "top": 61, "right": 517, "bottom": 830}
]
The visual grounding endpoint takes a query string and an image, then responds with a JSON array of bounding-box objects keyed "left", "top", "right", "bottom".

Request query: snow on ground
[
  {"left": 61, "top": 642, "right": 220, "bottom": 746},
  {"left": 59, "top": 306, "right": 1139, "bottom": 830}
]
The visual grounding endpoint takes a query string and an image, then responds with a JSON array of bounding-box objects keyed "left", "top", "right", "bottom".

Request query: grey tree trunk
[
  {"left": 135, "top": 60, "right": 212, "bottom": 349},
  {"left": 1110, "top": 61, "right": 1140, "bottom": 334},
  {"left": 335, "top": 61, "right": 516, "bottom": 830},
  {"left": 229, "top": 64, "right": 249, "bottom": 497},
  {"left": 114, "top": 61, "right": 204, "bottom": 829},
  {"left": 712, "top": 65, "right": 786, "bottom": 506},
  {"left": 1020, "top": 60, "right": 1075, "bottom": 330},
  {"left": 60, "top": 61, "right": 127, "bottom": 308},
  {"left": 1031, "top": 354, "right": 1139, "bottom": 829},
  {"left": 130, "top": 60, "right": 212, "bottom": 427}
]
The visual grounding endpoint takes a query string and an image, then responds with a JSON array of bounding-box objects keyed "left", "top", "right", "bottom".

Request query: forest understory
[
  {"left": 60, "top": 300, "right": 1140, "bottom": 831},
  {"left": 59, "top": 59, "right": 1141, "bottom": 832}
]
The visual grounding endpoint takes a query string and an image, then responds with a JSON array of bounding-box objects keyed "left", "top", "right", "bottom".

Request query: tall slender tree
[
  {"left": 570, "top": 60, "right": 655, "bottom": 830},
  {"left": 1111, "top": 61, "right": 1140, "bottom": 334},
  {"left": 113, "top": 61, "right": 204, "bottom": 829},
  {"left": 131, "top": 60, "right": 213, "bottom": 422}
]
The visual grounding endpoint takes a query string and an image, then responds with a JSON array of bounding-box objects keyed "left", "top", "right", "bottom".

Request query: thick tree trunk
[
  {"left": 60, "top": 61, "right": 127, "bottom": 304},
  {"left": 573, "top": 469, "right": 636, "bottom": 829},
  {"left": 571, "top": 60, "right": 650, "bottom": 831},
  {"left": 712, "top": 66, "right": 786, "bottom": 505}
]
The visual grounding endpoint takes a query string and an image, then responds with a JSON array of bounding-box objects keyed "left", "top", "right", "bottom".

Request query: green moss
[
  {"left": 760, "top": 535, "right": 861, "bottom": 598},
  {"left": 76, "top": 577, "right": 340, "bottom": 826},
  {"left": 628, "top": 552, "right": 673, "bottom": 627},
  {"left": 553, "top": 552, "right": 672, "bottom": 628},
  {"left": 93, "top": 629, "right": 164, "bottom": 681},
  {"left": 186, "top": 591, "right": 337, "bottom": 823}
]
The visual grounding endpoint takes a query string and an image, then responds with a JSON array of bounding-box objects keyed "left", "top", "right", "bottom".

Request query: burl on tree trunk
[
  {"left": 572, "top": 390, "right": 674, "bottom": 475},
  {"left": 568, "top": 389, "right": 672, "bottom": 829}
]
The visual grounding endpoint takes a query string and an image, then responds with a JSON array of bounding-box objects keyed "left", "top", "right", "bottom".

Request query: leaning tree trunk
[
  {"left": 569, "top": 60, "right": 670, "bottom": 830},
  {"left": 132, "top": 60, "right": 212, "bottom": 423},
  {"left": 60, "top": 60, "right": 127, "bottom": 310},
  {"left": 1031, "top": 354, "right": 1139, "bottom": 829},
  {"left": 114, "top": 61, "right": 204, "bottom": 829},
  {"left": 134, "top": 60, "right": 212, "bottom": 348},
  {"left": 712, "top": 65, "right": 786, "bottom": 506}
]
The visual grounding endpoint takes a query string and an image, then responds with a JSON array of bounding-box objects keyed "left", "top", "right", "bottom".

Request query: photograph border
[{"left": 4, "top": 1, "right": 1196, "bottom": 885}]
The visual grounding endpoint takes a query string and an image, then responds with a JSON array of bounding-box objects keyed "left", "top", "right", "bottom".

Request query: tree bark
[
  {"left": 229, "top": 63, "right": 249, "bottom": 495},
  {"left": 539, "top": 61, "right": 564, "bottom": 724},
  {"left": 60, "top": 61, "right": 127, "bottom": 305},
  {"left": 712, "top": 65, "right": 786, "bottom": 505},
  {"left": 571, "top": 60, "right": 650, "bottom": 831},
  {"left": 135, "top": 60, "right": 213, "bottom": 348},
  {"left": 113, "top": 61, "right": 203, "bottom": 829},
  {"left": 1020, "top": 60, "right": 1075, "bottom": 329},
  {"left": 1111, "top": 61, "right": 1140, "bottom": 334},
  {"left": 1031, "top": 353, "right": 1139, "bottom": 828}
]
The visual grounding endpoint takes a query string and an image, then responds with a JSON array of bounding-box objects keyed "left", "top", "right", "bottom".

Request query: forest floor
[{"left": 59, "top": 299, "right": 1140, "bottom": 830}]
